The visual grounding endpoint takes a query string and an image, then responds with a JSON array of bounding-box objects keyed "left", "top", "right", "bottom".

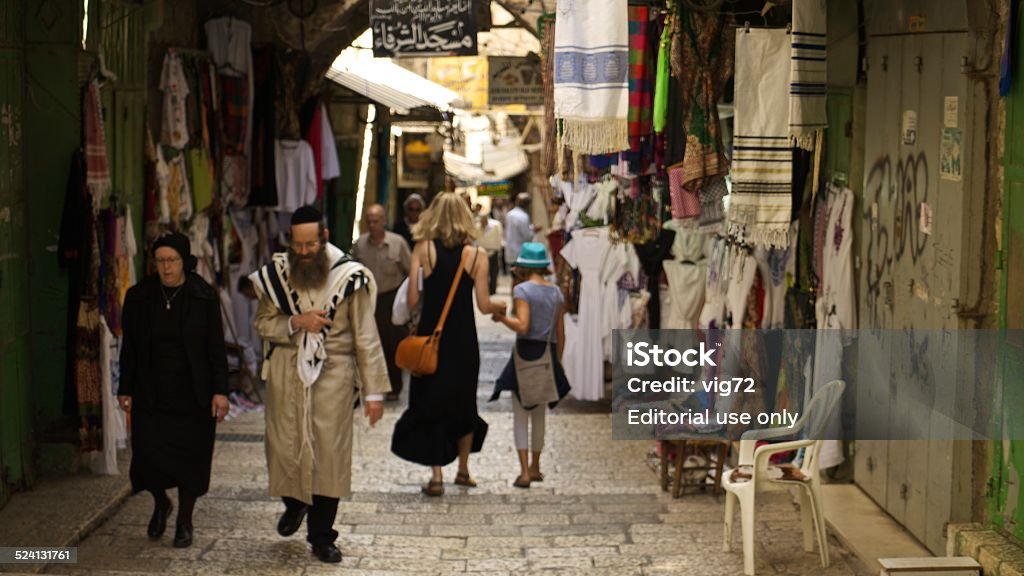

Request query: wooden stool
[{"left": 659, "top": 439, "right": 729, "bottom": 498}]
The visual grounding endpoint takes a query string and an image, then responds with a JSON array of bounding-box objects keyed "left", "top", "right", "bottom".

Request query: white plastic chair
[{"left": 721, "top": 379, "right": 846, "bottom": 575}]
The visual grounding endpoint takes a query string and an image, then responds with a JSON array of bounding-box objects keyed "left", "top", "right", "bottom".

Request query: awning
[
  {"left": 327, "top": 52, "right": 464, "bottom": 115},
  {"left": 444, "top": 139, "right": 529, "bottom": 185}
]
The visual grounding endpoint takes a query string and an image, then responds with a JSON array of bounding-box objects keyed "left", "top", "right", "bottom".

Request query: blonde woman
[{"left": 391, "top": 193, "right": 506, "bottom": 496}]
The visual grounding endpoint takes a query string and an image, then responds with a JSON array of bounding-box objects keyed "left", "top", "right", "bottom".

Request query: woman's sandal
[
  {"left": 454, "top": 472, "right": 477, "bottom": 488},
  {"left": 421, "top": 479, "right": 445, "bottom": 497},
  {"left": 513, "top": 476, "right": 531, "bottom": 489},
  {"left": 529, "top": 472, "right": 544, "bottom": 482}
]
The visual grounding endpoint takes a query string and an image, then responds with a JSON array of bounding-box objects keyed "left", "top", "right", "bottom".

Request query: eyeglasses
[
  {"left": 292, "top": 240, "right": 322, "bottom": 251},
  {"left": 406, "top": 206, "right": 422, "bottom": 212},
  {"left": 155, "top": 257, "right": 182, "bottom": 266}
]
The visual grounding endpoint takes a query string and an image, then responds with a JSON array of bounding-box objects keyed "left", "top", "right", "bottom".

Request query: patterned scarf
[
  {"left": 84, "top": 80, "right": 111, "bottom": 209},
  {"left": 675, "top": 7, "right": 734, "bottom": 193},
  {"left": 789, "top": 0, "right": 828, "bottom": 150},
  {"left": 554, "top": 0, "right": 630, "bottom": 155},
  {"left": 75, "top": 300, "right": 103, "bottom": 452}
]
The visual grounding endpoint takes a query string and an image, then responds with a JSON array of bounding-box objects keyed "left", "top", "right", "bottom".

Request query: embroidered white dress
[{"left": 561, "top": 227, "right": 616, "bottom": 401}]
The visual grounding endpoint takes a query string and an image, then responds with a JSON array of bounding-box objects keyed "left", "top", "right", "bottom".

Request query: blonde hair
[{"left": 412, "top": 192, "right": 481, "bottom": 247}]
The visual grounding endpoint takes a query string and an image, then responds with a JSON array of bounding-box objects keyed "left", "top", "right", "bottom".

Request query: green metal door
[
  {"left": 0, "top": 0, "right": 33, "bottom": 507},
  {"left": 996, "top": 0, "right": 1024, "bottom": 540}
]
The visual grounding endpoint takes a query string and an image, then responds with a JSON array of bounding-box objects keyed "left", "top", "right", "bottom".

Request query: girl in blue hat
[{"left": 490, "top": 242, "right": 571, "bottom": 488}]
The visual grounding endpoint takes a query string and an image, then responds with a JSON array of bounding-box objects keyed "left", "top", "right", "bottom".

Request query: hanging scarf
[
  {"left": 653, "top": 13, "right": 672, "bottom": 134},
  {"left": 75, "top": 300, "right": 103, "bottom": 452},
  {"left": 675, "top": 7, "right": 734, "bottom": 192},
  {"left": 627, "top": 6, "right": 652, "bottom": 159},
  {"left": 789, "top": 0, "right": 828, "bottom": 150},
  {"left": 84, "top": 80, "right": 111, "bottom": 209},
  {"left": 541, "top": 16, "right": 558, "bottom": 178},
  {"left": 729, "top": 29, "right": 793, "bottom": 248},
  {"left": 554, "top": 0, "right": 630, "bottom": 155}
]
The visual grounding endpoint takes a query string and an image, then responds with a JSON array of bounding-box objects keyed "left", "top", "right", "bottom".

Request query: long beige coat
[{"left": 255, "top": 285, "right": 390, "bottom": 504}]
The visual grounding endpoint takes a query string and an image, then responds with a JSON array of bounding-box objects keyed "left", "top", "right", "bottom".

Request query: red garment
[{"left": 305, "top": 101, "right": 324, "bottom": 201}]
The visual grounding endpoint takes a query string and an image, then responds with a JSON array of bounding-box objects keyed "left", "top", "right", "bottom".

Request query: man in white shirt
[
  {"left": 504, "top": 193, "right": 536, "bottom": 274},
  {"left": 477, "top": 213, "right": 504, "bottom": 294}
]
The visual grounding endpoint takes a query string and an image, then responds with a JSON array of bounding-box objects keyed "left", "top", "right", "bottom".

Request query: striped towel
[
  {"left": 730, "top": 29, "right": 793, "bottom": 248},
  {"left": 789, "top": 0, "right": 827, "bottom": 150},
  {"left": 554, "top": 0, "right": 630, "bottom": 155}
]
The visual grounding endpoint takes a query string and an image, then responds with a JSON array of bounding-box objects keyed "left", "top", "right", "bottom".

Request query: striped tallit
[
  {"left": 729, "top": 28, "right": 793, "bottom": 248},
  {"left": 789, "top": 0, "right": 828, "bottom": 150}
]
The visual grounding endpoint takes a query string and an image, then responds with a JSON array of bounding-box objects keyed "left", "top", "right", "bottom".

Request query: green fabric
[
  {"left": 653, "top": 21, "right": 671, "bottom": 134},
  {"left": 187, "top": 147, "right": 213, "bottom": 212}
]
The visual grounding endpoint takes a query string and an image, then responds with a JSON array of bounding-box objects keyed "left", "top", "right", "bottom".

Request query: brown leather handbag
[{"left": 395, "top": 247, "right": 470, "bottom": 376}]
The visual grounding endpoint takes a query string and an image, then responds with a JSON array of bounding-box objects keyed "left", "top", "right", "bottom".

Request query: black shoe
[
  {"left": 172, "top": 524, "right": 193, "bottom": 548},
  {"left": 276, "top": 505, "right": 307, "bottom": 537},
  {"left": 311, "top": 543, "right": 342, "bottom": 563},
  {"left": 147, "top": 500, "right": 173, "bottom": 539}
]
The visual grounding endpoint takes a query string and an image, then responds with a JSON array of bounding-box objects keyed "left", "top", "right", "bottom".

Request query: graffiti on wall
[{"left": 863, "top": 152, "right": 931, "bottom": 322}]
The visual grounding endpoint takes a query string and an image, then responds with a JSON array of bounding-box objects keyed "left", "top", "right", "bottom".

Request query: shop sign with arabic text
[{"left": 371, "top": 0, "right": 478, "bottom": 57}]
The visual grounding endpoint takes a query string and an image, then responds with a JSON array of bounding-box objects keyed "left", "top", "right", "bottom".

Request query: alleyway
[{"left": 36, "top": 284, "right": 870, "bottom": 576}]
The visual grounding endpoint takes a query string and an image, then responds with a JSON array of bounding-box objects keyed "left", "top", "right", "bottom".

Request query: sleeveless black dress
[{"left": 391, "top": 241, "right": 488, "bottom": 466}]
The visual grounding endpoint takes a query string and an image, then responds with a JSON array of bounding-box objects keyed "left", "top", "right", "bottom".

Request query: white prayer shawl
[
  {"left": 730, "top": 29, "right": 794, "bottom": 249},
  {"left": 249, "top": 243, "right": 376, "bottom": 387},
  {"left": 789, "top": 0, "right": 828, "bottom": 150},
  {"left": 553, "top": 0, "right": 630, "bottom": 155}
]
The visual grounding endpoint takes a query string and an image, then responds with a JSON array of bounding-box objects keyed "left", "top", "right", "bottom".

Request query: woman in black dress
[
  {"left": 391, "top": 193, "right": 506, "bottom": 496},
  {"left": 117, "top": 232, "right": 229, "bottom": 547}
]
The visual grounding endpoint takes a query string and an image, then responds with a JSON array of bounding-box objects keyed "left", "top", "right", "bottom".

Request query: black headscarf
[{"left": 153, "top": 232, "right": 198, "bottom": 272}]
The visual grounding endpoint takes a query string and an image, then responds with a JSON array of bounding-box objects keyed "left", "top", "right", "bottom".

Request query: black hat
[
  {"left": 291, "top": 205, "right": 323, "bottom": 226},
  {"left": 153, "top": 232, "right": 198, "bottom": 272}
]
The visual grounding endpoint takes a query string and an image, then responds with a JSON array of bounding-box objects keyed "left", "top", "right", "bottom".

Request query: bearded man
[{"left": 250, "top": 205, "right": 390, "bottom": 563}]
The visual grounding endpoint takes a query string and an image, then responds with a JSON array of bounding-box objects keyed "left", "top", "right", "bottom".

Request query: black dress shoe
[
  {"left": 172, "top": 524, "right": 193, "bottom": 548},
  {"left": 147, "top": 500, "right": 173, "bottom": 539},
  {"left": 311, "top": 543, "right": 342, "bottom": 563},
  {"left": 276, "top": 505, "right": 307, "bottom": 537}
]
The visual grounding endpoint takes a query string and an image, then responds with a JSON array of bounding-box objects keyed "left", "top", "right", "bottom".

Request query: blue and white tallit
[
  {"left": 553, "top": 0, "right": 630, "bottom": 155},
  {"left": 730, "top": 29, "right": 793, "bottom": 249},
  {"left": 789, "top": 0, "right": 828, "bottom": 150}
]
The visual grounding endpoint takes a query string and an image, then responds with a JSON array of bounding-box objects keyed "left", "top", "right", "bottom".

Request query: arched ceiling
[{"left": 204, "top": 0, "right": 546, "bottom": 93}]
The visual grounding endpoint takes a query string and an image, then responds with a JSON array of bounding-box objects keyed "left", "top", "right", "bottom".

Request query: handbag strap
[{"left": 432, "top": 245, "right": 472, "bottom": 338}]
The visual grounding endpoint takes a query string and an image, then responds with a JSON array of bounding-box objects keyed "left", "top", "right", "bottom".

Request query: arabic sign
[
  {"left": 488, "top": 56, "right": 543, "bottom": 107},
  {"left": 371, "top": 0, "right": 478, "bottom": 58}
]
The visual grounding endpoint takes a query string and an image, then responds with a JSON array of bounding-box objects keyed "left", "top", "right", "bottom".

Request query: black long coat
[
  {"left": 118, "top": 273, "right": 229, "bottom": 408},
  {"left": 118, "top": 273, "right": 228, "bottom": 495}
]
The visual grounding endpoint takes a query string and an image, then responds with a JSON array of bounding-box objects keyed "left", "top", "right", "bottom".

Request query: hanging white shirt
[{"left": 275, "top": 140, "right": 317, "bottom": 213}]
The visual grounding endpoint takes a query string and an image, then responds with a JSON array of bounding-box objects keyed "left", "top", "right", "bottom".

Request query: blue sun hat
[{"left": 515, "top": 242, "right": 552, "bottom": 268}]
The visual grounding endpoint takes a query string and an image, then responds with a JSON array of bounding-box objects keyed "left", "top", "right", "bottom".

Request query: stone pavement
[{"left": 5, "top": 278, "right": 872, "bottom": 576}]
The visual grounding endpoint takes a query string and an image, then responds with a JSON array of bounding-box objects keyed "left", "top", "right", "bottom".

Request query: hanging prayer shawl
[
  {"left": 730, "top": 29, "right": 793, "bottom": 248},
  {"left": 553, "top": 0, "right": 630, "bottom": 155},
  {"left": 84, "top": 80, "right": 111, "bottom": 208},
  {"left": 675, "top": 8, "right": 734, "bottom": 192},
  {"left": 789, "top": 0, "right": 828, "bottom": 150},
  {"left": 248, "top": 243, "right": 376, "bottom": 388},
  {"left": 627, "top": 6, "right": 652, "bottom": 161}
]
